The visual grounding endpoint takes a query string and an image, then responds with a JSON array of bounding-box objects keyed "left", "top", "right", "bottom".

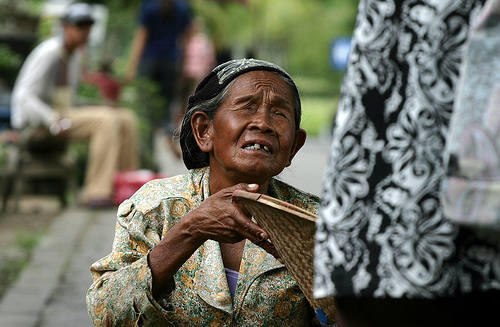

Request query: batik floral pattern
[{"left": 314, "top": 0, "right": 500, "bottom": 299}]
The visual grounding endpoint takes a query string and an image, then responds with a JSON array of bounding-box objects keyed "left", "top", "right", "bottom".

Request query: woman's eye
[{"left": 273, "top": 110, "right": 287, "bottom": 118}]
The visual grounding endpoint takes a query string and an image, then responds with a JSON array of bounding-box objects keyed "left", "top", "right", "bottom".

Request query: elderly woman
[{"left": 87, "top": 59, "right": 320, "bottom": 326}]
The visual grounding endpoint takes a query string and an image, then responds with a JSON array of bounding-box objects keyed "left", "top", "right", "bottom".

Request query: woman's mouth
[{"left": 242, "top": 143, "right": 272, "bottom": 154}]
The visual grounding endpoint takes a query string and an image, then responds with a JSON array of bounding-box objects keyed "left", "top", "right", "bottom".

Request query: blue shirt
[{"left": 139, "top": 0, "right": 191, "bottom": 62}]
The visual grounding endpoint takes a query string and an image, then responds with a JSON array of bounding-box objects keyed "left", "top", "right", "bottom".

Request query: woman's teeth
[{"left": 244, "top": 143, "right": 270, "bottom": 153}]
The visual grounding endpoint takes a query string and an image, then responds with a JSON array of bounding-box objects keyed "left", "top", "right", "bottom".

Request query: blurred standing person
[
  {"left": 126, "top": 0, "right": 192, "bottom": 158},
  {"left": 177, "top": 18, "right": 216, "bottom": 126},
  {"left": 182, "top": 18, "right": 216, "bottom": 89},
  {"left": 314, "top": 1, "right": 500, "bottom": 326},
  {"left": 11, "top": 3, "right": 139, "bottom": 208}
]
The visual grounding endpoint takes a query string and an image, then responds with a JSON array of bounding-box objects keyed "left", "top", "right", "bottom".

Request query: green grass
[
  {"left": 300, "top": 96, "right": 338, "bottom": 137},
  {"left": 15, "top": 231, "right": 42, "bottom": 251},
  {"left": 0, "top": 231, "right": 43, "bottom": 299},
  {"left": 0, "top": 257, "right": 27, "bottom": 298}
]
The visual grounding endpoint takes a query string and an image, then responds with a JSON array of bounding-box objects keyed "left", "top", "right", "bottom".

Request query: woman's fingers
[
  {"left": 230, "top": 205, "right": 269, "bottom": 243},
  {"left": 245, "top": 183, "right": 259, "bottom": 192},
  {"left": 255, "top": 239, "right": 281, "bottom": 260},
  {"left": 228, "top": 183, "right": 274, "bottom": 244},
  {"left": 194, "top": 183, "right": 269, "bottom": 244},
  {"left": 228, "top": 182, "right": 259, "bottom": 195},
  {"left": 228, "top": 184, "right": 280, "bottom": 258}
]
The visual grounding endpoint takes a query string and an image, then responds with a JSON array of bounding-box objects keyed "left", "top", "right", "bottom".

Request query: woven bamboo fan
[{"left": 232, "top": 190, "right": 336, "bottom": 322}]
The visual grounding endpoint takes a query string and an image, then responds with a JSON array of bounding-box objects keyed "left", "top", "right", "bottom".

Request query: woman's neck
[{"left": 208, "top": 167, "right": 270, "bottom": 195}]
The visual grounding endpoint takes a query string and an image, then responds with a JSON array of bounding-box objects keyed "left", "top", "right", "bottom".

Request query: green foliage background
[
  {"left": 20, "top": 0, "right": 358, "bottom": 95},
  {"left": 13, "top": 0, "right": 359, "bottom": 154},
  {"left": 17, "top": 0, "right": 359, "bottom": 85},
  {"left": 89, "top": 0, "right": 358, "bottom": 138},
  {"left": 192, "top": 0, "right": 358, "bottom": 76},
  {"left": 78, "top": 0, "right": 358, "bottom": 79}
]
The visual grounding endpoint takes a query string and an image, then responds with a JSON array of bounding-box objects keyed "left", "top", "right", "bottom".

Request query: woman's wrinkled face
[{"left": 206, "top": 70, "right": 305, "bottom": 182}]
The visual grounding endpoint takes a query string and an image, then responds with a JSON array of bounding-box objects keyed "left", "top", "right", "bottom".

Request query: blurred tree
[
  {"left": 192, "top": 0, "right": 358, "bottom": 76},
  {"left": 51, "top": 0, "right": 358, "bottom": 77},
  {"left": 10, "top": 0, "right": 358, "bottom": 163},
  {"left": 0, "top": 1, "right": 40, "bottom": 88}
]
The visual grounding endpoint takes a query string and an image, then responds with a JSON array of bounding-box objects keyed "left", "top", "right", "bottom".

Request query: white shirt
[{"left": 11, "top": 36, "right": 81, "bottom": 129}]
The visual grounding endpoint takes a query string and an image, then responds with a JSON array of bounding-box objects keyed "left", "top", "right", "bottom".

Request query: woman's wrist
[
  {"left": 180, "top": 210, "right": 207, "bottom": 246},
  {"left": 148, "top": 214, "right": 204, "bottom": 297}
]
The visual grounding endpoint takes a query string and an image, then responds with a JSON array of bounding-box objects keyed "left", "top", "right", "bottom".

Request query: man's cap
[{"left": 60, "top": 3, "right": 95, "bottom": 25}]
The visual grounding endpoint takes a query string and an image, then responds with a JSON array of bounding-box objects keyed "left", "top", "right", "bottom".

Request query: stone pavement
[
  {"left": 0, "top": 208, "right": 116, "bottom": 327},
  {"left": 0, "top": 134, "right": 330, "bottom": 327},
  {"left": 279, "top": 136, "right": 329, "bottom": 196}
]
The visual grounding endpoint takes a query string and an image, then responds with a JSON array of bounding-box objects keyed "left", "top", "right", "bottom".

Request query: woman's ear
[
  {"left": 191, "top": 111, "right": 213, "bottom": 153},
  {"left": 286, "top": 128, "right": 307, "bottom": 167}
]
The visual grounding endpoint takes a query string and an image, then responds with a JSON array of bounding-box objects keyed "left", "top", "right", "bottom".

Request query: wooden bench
[{"left": 1, "top": 128, "right": 77, "bottom": 212}]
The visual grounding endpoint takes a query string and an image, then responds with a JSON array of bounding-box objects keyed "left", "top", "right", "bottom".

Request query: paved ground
[
  {"left": 0, "top": 134, "right": 330, "bottom": 327},
  {"left": 279, "top": 136, "right": 330, "bottom": 196},
  {"left": 0, "top": 208, "right": 116, "bottom": 327},
  {"left": 38, "top": 209, "right": 116, "bottom": 327}
]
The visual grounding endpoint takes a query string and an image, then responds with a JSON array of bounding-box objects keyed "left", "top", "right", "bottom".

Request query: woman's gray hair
[{"left": 178, "top": 80, "right": 236, "bottom": 169}]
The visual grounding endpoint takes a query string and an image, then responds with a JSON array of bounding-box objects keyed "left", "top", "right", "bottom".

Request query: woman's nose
[{"left": 249, "top": 108, "right": 275, "bottom": 133}]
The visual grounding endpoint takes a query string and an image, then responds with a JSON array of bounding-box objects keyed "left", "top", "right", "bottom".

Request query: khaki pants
[{"left": 63, "top": 106, "right": 139, "bottom": 201}]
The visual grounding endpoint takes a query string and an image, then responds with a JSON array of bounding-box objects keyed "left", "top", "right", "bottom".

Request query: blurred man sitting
[{"left": 11, "top": 3, "right": 139, "bottom": 208}]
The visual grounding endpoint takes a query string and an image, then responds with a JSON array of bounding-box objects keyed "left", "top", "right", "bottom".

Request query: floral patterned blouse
[{"left": 87, "top": 167, "right": 320, "bottom": 326}]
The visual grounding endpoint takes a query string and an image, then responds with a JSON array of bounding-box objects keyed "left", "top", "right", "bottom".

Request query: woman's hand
[
  {"left": 186, "top": 183, "right": 267, "bottom": 243},
  {"left": 185, "top": 183, "right": 279, "bottom": 258}
]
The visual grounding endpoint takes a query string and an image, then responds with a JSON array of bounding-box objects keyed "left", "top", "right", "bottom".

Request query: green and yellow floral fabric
[{"left": 87, "top": 167, "right": 319, "bottom": 326}]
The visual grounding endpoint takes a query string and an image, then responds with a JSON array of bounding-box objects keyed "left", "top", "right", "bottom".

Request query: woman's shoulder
[
  {"left": 270, "top": 178, "right": 320, "bottom": 215},
  {"left": 117, "top": 168, "right": 208, "bottom": 217}
]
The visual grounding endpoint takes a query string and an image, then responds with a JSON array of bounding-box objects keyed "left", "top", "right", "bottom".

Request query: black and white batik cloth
[{"left": 314, "top": 0, "right": 500, "bottom": 299}]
